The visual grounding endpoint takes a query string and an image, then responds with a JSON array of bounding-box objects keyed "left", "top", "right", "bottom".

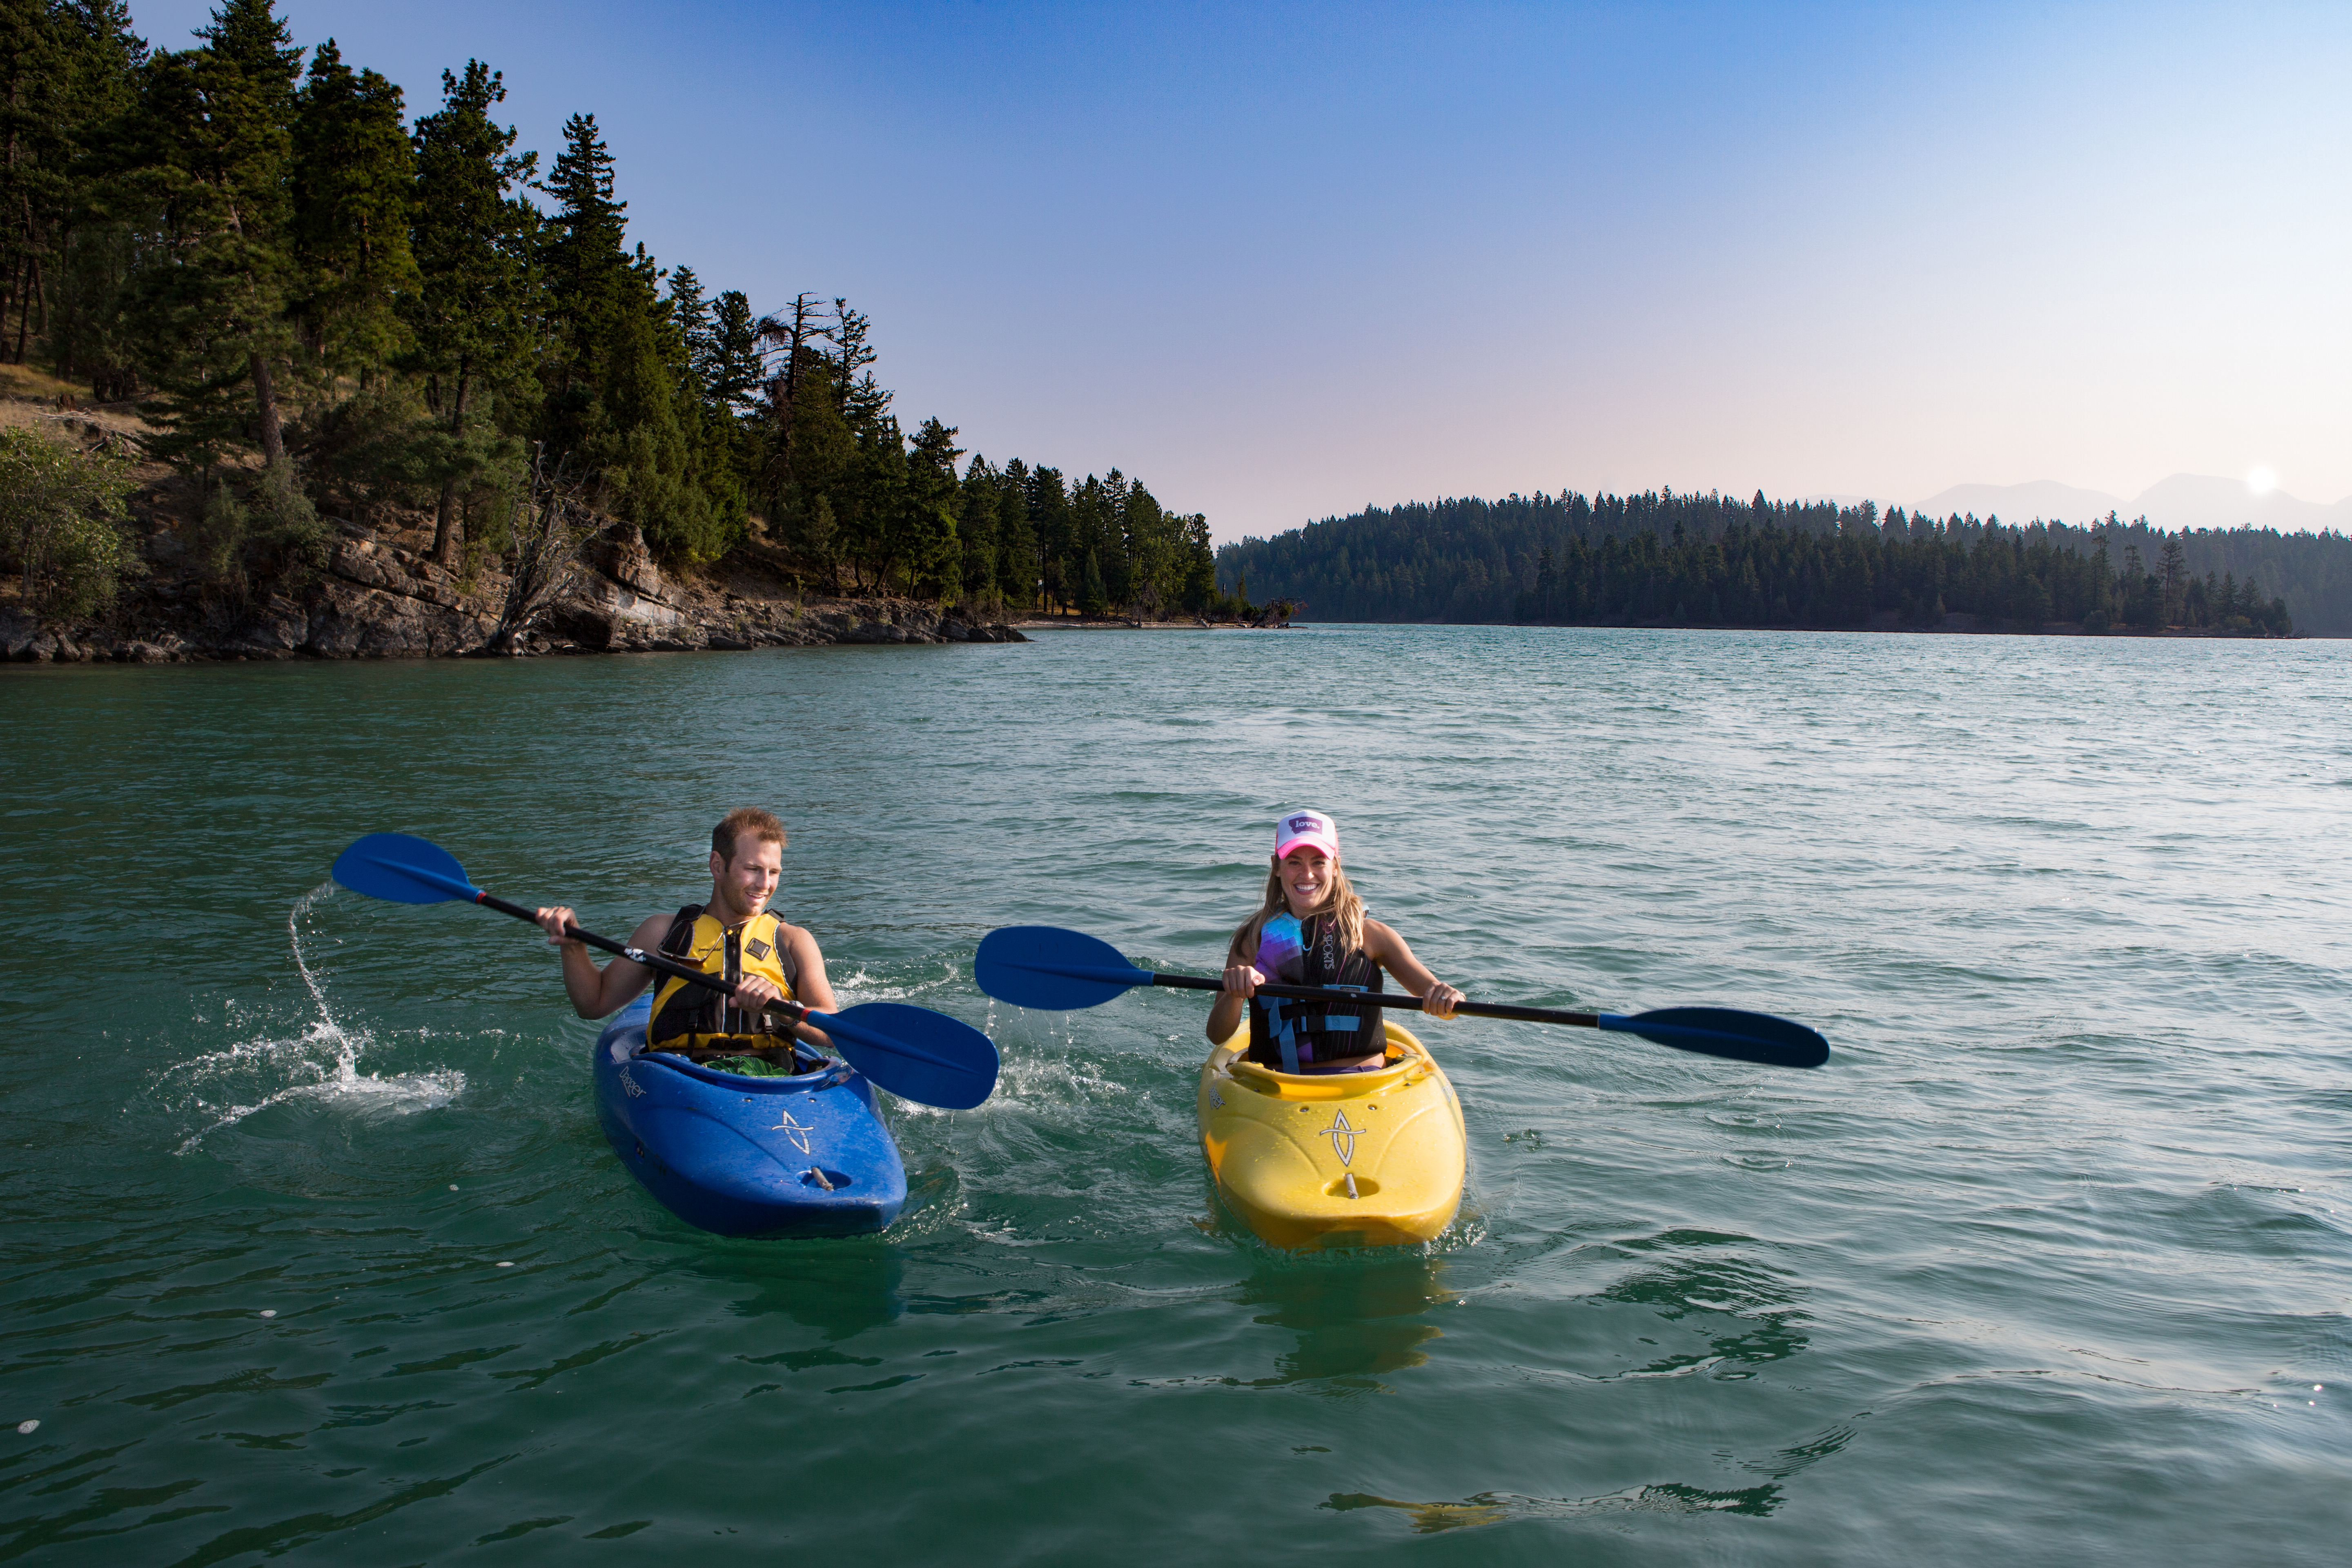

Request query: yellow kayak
[{"left": 1196, "top": 1019, "right": 1467, "bottom": 1249}]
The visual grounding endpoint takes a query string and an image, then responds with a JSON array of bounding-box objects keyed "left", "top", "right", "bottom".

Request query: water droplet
[
  {"left": 448, "top": 1184, "right": 458, "bottom": 1191},
  {"left": 15, "top": 1420, "right": 37, "bottom": 1435},
  {"left": 259, "top": 1310, "right": 276, "bottom": 1319},
  {"left": 497, "top": 1261, "right": 515, "bottom": 1268}
]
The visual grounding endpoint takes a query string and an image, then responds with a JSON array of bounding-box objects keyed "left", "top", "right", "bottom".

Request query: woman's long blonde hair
[{"left": 1228, "top": 857, "right": 1367, "bottom": 965}]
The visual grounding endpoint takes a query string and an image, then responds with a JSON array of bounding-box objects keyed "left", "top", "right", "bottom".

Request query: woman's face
[{"left": 1276, "top": 846, "right": 1335, "bottom": 913}]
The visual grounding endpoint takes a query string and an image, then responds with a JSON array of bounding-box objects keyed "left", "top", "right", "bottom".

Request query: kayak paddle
[
  {"left": 973, "top": 924, "right": 1828, "bottom": 1070},
  {"left": 332, "top": 833, "right": 999, "bottom": 1109}
]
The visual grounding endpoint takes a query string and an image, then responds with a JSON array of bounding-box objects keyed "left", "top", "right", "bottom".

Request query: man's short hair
[{"left": 713, "top": 808, "right": 786, "bottom": 863}]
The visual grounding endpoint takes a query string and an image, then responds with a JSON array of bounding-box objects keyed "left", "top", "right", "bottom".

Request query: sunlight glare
[{"left": 2246, "top": 466, "right": 2279, "bottom": 496}]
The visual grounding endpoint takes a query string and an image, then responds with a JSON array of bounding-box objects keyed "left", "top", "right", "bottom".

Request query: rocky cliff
[{"left": 4, "top": 515, "right": 1027, "bottom": 665}]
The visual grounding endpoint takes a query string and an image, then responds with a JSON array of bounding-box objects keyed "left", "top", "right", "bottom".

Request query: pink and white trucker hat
[{"left": 1273, "top": 809, "right": 1340, "bottom": 860}]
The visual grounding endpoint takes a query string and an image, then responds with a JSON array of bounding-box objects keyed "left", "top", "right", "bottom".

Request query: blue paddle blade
[
  {"left": 973, "top": 926, "right": 1154, "bottom": 1011},
  {"left": 815, "top": 1002, "right": 999, "bottom": 1111},
  {"left": 332, "top": 833, "right": 482, "bottom": 905},
  {"left": 1605, "top": 1007, "right": 1830, "bottom": 1069}
]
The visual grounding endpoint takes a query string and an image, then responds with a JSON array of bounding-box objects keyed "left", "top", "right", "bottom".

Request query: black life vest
[
  {"left": 1245, "top": 912, "right": 1387, "bottom": 1072},
  {"left": 646, "top": 904, "right": 801, "bottom": 1054}
]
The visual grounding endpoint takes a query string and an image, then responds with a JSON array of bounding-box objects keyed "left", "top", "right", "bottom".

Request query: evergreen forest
[
  {"left": 1218, "top": 490, "right": 2341, "bottom": 636},
  {"left": 0, "top": 0, "right": 1221, "bottom": 617}
]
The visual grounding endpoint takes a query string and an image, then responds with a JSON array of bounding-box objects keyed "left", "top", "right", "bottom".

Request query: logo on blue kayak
[
  {"left": 619, "top": 1067, "right": 644, "bottom": 1098},
  {"left": 1320, "top": 1109, "right": 1359, "bottom": 1167},
  {"left": 772, "top": 1108, "right": 813, "bottom": 1154}
]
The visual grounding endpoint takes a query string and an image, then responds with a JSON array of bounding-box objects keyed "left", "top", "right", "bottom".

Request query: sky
[{"left": 137, "top": 1, "right": 2352, "bottom": 539}]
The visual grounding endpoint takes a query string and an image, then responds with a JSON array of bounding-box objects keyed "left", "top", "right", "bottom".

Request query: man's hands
[
  {"left": 535, "top": 906, "right": 583, "bottom": 948},
  {"left": 733, "top": 973, "right": 791, "bottom": 1016}
]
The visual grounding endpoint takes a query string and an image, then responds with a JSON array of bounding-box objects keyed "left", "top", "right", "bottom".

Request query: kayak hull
[
  {"left": 1196, "top": 1020, "right": 1466, "bottom": 1249},
  {"left": 593, "top": 997, "right": 908, "bottom": 1238}
]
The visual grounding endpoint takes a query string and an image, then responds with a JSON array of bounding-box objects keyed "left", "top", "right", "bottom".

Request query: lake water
[{"left": 2, "top": 626, "right": 2346, "bottom": 1564}]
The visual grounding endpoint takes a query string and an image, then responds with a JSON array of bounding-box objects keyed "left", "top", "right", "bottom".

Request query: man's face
[{"left": 711, "top": 835, "right": 783, "bottom": 920}]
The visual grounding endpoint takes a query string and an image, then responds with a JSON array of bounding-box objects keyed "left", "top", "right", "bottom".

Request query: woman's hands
[
  {"left": 1221, "top": 962, "right": 1266, "bottom": 998},
  {"left": 1419, "top": 981, "right": 1463, "bottom": 1020}
]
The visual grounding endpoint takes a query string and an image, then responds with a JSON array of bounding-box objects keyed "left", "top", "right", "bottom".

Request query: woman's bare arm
[{"left": 1361, "top": 920, "right": 1462, "bottom": 1019}]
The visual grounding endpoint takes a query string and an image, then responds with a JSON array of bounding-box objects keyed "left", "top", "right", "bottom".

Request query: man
[{"left": 534, "top": 807, "right": 837, "bottom": 1056}]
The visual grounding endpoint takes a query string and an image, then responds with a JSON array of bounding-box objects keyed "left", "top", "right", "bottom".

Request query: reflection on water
[
  {"left": 1599, "top": 1228, "right": 1809, "bottom": 1378},
  {"left": 1325, "top": 1479, "right": 1785, "bottom": 1532},
  {"left": 1235, "top": 1254, "right": 1450, "bottom": 1386},
  {"left": 687, "top": 1243, "right": 905, "bottom": 1339}
]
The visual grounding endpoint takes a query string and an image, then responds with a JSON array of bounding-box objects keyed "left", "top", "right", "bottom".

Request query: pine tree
[
  {"left": 1178, "top": 512, "right": 1215, "bottom": 612},
  {"left": 894, "top": 415, "right": 961, "bottom": 598},
  {"left": 1078, "top": 548, "right": 1107, "bottom": 615},
  {"left": 1, "top": 0, "right": 70, "bottom": 365},
  {"left": 407, "top": 60, "right": 537, "bottom": 566},
  {"left": 2157, "top": 532, "right": 2187, "bottom": 626},
  {"left": 992, "top": 458, "right": 1036, "bottom": 608},
  {"left": 664, "top": 263, "right": 710, "bottom": 385},
  {"left": 537, "top": 111, "right": 629, "bottom": 448},
  {"left": 1027, "top": 464, "right": 1070, "bottom": 610},
  {"left": 602, "top": 243, "right": 731, "bottom": 563},
  {"left": 702, "top": 289, "right": 761, "bottom": 413},
  {"left": 829, "top": 297, "right": 889, "bottom": 425},
  {"left": 774, "top": 355, "right": 851, "bottom": 584},
  {"left": 956, "top": 454, "right": 1000, "bottom": 603},
  {"left": 833, "top": 415, "right": 902, "bottom": 592},
  {"left": 129, "top": 0, "right": 305, "bottom": 477},
  {"left": 29, "top": 1, "right": 148, "bottom": 395},
  {"left": 290, "top": 39, "right": 414, "bottom": 376},
  {"left": 754, "top": 290, "right": 827, "bottom": 507},
  {"left": 1122, "top": 479, "right": 1170, "bottom": 614}
]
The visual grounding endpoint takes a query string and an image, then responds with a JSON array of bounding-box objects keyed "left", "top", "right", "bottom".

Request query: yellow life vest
[{"left": 646, "top": 904, "right": 800, "bottom": 1052}]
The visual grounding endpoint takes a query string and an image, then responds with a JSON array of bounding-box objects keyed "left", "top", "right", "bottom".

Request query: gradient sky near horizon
[{"left": 138, "top": 1, "right": 2352, "bottom": 539}]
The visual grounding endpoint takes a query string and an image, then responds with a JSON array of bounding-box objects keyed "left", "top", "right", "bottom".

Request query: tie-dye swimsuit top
[{"left": 1244, "top": 912, "right": 1388, "bottom": 1072}]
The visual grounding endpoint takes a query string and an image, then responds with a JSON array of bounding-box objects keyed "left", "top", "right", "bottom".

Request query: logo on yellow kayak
[
  {"left": 773, "top": 1109, "right": 813, "bottom": 1154},
  {"left": 1321, "top": 1109, "right": 1360, "bottom": 1167}
]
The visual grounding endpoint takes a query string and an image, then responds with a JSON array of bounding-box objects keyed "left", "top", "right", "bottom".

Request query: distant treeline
[
  {"left": 1217, "top": 490, "right": 2341, "bottom": 635},
  {"left": 0, "top": 0, "right": 1223, "bottom": 617}
]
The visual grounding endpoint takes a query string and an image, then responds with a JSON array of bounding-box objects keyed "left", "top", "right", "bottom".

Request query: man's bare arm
[{"left": 534, "top": 907, "right": 666, "bottom": 1019}]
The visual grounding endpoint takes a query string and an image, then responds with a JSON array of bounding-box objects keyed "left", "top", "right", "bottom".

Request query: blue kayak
[{"left": 592, "top": 996, "right": 909, "bottom": 1237}]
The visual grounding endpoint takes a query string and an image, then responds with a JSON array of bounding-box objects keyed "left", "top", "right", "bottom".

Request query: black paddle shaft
[
  {"left": 1144, "top": 971, "right": 1597, "bottom": 1027},
  {"left": 470, "top": 889, "right": 811, "bottom": 1026}
]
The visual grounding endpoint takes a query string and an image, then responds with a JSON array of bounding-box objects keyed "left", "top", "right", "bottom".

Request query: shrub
[
  {"left": 0, "top": 426, "right": 143, "bottom": 618},
  {"left": 189, "top": 484, "right": 249, "bottom": 582}
]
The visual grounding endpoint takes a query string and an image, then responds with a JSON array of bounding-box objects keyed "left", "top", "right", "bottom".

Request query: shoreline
[
  {"left": 3, "top": 517, "right": 1030, "bottom": 665},
  {"left": 1013, "top": 615, "right": 2305, "bottom": 639}
]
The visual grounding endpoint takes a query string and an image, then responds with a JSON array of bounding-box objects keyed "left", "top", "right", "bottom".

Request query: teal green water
[{"left": 3, "top": 628, "right": 2346, "bottom": 1564}]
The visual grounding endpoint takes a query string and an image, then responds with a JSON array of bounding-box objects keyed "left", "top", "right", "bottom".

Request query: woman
[{"left": 1205, "top": 809, "right": 1463, "bottom": 1073}]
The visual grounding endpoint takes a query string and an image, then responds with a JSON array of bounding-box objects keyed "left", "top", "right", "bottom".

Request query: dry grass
[
  {"left": 0, "top": 364, "right": 162, "bottom": 488},
  {"left": 0, "top": 362, "right": 96, "bottom": 406}
]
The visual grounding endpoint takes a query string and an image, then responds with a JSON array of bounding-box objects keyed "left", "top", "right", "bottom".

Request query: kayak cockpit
[
  {"left": 635, "top": 1047, "right": 855, "bottom": 1094},
  {"left": 1221, "top": 1042, "right": 1429, "bottom": 1100}
]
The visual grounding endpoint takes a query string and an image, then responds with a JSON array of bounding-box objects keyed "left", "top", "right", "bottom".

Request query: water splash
[{"left": 169, "top": 883, "right": 465, "bottom": 1153}]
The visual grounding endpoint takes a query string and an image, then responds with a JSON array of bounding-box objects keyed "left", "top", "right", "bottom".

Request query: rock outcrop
[{"left": 3, "top": 520, "right": 1028, "bottom": 664}]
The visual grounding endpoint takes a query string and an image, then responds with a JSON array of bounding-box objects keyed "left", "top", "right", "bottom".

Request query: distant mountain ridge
[{"left": 1913, "top": 475, "right": 2352, "bottom": 535}]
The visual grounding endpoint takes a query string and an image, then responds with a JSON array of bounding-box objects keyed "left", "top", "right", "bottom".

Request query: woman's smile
[{"left": 1278, "top": 847, "right": 1332, "bottom": 910}]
